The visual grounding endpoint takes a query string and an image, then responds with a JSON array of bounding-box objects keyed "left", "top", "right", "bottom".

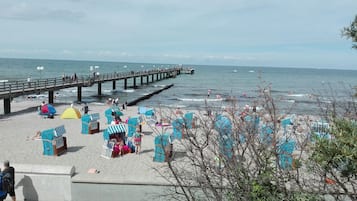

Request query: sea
[{"left": 1, "top": 57, "right": 356, "bottom": 115}]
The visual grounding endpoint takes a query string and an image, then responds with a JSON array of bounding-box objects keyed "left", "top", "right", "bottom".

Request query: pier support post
[
  {"left": 98, "top": 82, "right": 102, "bottom": 96},
  {"left": 146, "top": 76, "right": 149, "bottom": 84},
  {"left": 4, "top": 98, "right": 10, "bottom": 114},
  {"left": 140, "top": 76, "right": 143, "bottom": 85},
  {"left": 124, "top": 79, "right": 127, "bottom": 89},
  {"left": 48, "top": 91, "right": 54, "bottom": 104},
  {"left": 133, "top": 77, "right": 137, "bottom": 88},
  {"left": 156, "top": 73, "right": 159, "bottom": 81},
  {"left": 77, "top": 86, "right": 82, "bottom": 102},
  {"left": 151, "top": 74, "right": 154, "bottom": 82},
  {"left": 112, "top": 81, "right": 116, "bottom": 90}
]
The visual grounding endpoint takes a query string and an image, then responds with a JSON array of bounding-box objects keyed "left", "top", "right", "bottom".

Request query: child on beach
[{"left": 133, "top": 129, "right": 143, "bottom": 154}]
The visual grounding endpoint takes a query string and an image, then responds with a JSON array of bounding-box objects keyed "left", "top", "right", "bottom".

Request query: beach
[{"left": 0, "top": 100, "right": 171, "bottom": 186}]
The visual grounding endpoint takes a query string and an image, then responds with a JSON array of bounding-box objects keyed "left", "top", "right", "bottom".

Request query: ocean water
[{"left": 1, "top": 58, "right": 356, "bottom": 115}]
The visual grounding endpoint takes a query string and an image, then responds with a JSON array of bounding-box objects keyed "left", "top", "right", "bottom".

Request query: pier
[{"left": 0, "top": 67, "right": 192, "bottom": 114}]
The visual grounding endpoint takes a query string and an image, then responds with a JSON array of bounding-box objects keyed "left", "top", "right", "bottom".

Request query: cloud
[{"left": 0, "top": 2, "right": 84, "bottom": 22}]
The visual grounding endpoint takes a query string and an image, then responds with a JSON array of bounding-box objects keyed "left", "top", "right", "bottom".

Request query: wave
[
  {"left": 286, "top": 93, "right": 309, "bottom": 97},
  {"left": 153, "top": 84, "right": 166, "bottom": 88},
  {"left": 160, "top": 104, "right": 187, "bottom": 108},
  {"left": 178, "top": 98, "right": 224, "bottom": 102}
]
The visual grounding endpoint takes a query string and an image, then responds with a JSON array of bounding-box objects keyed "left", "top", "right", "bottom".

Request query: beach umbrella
[{"left": 60, "top": 107, "right": 81, "bottom": 119}]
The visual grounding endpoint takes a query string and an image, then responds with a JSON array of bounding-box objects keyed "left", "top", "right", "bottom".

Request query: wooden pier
[{"left": 0, "top": 67, "right": 190, "bottom": 114}]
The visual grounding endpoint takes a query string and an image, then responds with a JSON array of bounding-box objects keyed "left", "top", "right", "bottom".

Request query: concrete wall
[
  {"left": 6, "top": 163, "right": 75, "bottom": 201},
  {"left": 71, "top": 183, "right": 174, "bottom": 201}
]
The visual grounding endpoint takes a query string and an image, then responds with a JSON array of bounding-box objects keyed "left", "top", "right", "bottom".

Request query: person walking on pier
[{"left": 27, "top": 77, "right": 32, "bottom": 88}]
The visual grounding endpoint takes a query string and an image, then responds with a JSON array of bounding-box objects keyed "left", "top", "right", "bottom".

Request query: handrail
[{"left": 0, "top": 67, "right": 186, "bottom": 95}]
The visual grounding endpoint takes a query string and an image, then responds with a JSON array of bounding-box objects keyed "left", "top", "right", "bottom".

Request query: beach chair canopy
[
  {"left": 214, "top": 115, "right": 232, "bottom": 136},
  {"left": 61, "top": 107, "right": 81, "bottom": 119},
  {"left": 145, "top": 109, "right": 154, "bottom": 116},
  {"left": 138, "top": 106, "right": 153, "bottom": 115},
  {"left": 105, "top": 107, "right": 123, "bottom": 117},
  {"left": 90, "top": 113, "right": 100, "bottom": 121},
  {"left": 54, "top": 125, "right": 66, "bottom": 137},
  {"left": 40, "top": 104, "right": 56, "bottom": 115},
  {"left": 107, "top": 124, "right": 126, "bottom": 134}
]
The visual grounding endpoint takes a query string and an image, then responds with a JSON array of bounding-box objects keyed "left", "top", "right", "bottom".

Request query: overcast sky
[{"left": 0, "top": 0, "right": 356, "bottom": 69}]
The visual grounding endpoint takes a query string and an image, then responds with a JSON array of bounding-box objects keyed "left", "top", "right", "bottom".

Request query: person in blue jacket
[{"left": 0, "top": 168, "right": 7, "bottom": 201}]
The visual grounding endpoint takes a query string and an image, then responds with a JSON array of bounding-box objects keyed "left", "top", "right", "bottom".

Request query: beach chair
[
  {"left": 215, "top": 115, "right": 234, "bottom": 159},
  {"left": 172, "top": 118, "right": 185, "bottom": 140},
  {"left": 281, "top": 117, "right": 293, "bottom": 136},
  {"left": 277, "top": 139, "right": 296, "bottom": 169},
  {"left": 184, "top": 112, "right": 194, "bottom": 129},
  {"left": 153, "top": 133, "right": 172, "bottom": 162},
  {"left": 311, "top": 121, "right": 331, "bottom": 141},
  {"left": 127, "top": 117, "right": 140, "bottom": 137},
  {"left": 141, "top": 108, "right": 157, "bottom": 126},
  {"left": 101, "top": 124, "right": 127, "bottom": 159},
  {"left": 81, "top": 113, "right": 100, "bottom": 134},
  {"left": 41, "top": 125, "right": 67, "bottom": 156},
  {"left": 240, "top": 115, "right": 260, "bottom": 141},
  {"left": 260, "top": 124, "right": 273, "bottom": 145},
  {"left": 104, "top": 107, "right": 124, "bottom": 124},
  {"left": 104, "top": 109, "right": 114, "bottom": 124}
]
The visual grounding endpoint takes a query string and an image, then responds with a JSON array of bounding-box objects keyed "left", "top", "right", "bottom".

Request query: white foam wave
[
  {"left": 121, "top": 89, "right": 135, "bottom": 93},
  {"left": 286, "top": 94, "right": 308, "bottom": 97},
  {"left": 178, "top": 98, "right": 224, "bottom": 102},
  {"left": 161, "top": 104, "right": 187, "bottom": 108}
]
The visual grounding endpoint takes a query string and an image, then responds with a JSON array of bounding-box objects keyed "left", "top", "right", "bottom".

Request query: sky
[{"left": 0, "top": 0, "right": 357, "bottom": 70}]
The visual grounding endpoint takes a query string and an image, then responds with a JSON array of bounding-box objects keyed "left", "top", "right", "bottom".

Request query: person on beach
[
  {"left": 114, "top": 97, "right": 119, "bottom": 106},
  {"left": 0, "top": 168, "right": 7, "bottom": 201},
  {"left": 2, "top": 160, "right": 16, "bottom": 201},
  {"left": 133, "top": 128, "right": 143, "bottom": 154},
  {"left": 82, "top": 103, "right": 89, "bottom": 114},
  {"left": 175, "top": 107, "right": 183, "bottom": 116},
  {"left": 240, "top": 104, "right": 250, "bottom": 120}
]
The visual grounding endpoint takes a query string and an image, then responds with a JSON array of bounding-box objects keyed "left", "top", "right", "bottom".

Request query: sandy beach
[{"left": 0, "top": 100, "right": 171, "bottom": 185}]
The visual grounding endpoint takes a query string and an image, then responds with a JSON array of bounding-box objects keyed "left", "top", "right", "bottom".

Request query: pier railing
[{"left": 0, "top": 67, "right": 187, "bottom": 98}]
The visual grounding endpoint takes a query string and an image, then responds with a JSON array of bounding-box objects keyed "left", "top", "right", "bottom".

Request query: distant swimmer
[{"left": 207, "top": 89, "right": 211, "bottom": 98}]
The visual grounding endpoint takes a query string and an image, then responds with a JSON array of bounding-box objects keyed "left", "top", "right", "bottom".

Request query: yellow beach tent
[{"left": 61, "top": 107, "right": 82, "bottom": 119}]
